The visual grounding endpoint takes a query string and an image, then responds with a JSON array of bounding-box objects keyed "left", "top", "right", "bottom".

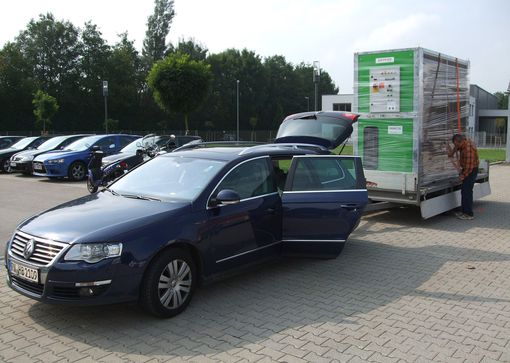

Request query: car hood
[
  {"left": 34, "top": 149, "right": 86, "bottom": 161},
  {"left": 274, "top": 111, "right": 358, "bottom": 149},
  {"left": 18, "top": 191, "right": 190, "bottom": 244},
  {"left": 0, "top": 148, "right": 20, "bottom": 156},
  {"left": 12, "top": 148, "right": 51, "bottom": 159}
]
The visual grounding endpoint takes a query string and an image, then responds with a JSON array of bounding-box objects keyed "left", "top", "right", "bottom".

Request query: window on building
[{"left": 333, "top": 103, "right": 352, "bottom": 112}]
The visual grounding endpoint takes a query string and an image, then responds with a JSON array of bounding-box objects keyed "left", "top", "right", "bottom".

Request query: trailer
[{"left": 353, "top": 47, "right": 490, "bottom": 218}]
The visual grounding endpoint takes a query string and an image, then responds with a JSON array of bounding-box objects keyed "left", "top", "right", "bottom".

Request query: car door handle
[{"left": 340, "top": 204, "right": 359, "bottom": 210}]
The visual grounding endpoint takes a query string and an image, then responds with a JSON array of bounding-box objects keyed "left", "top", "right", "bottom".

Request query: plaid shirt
[{"left": 455, "top": 139, "right": 479, "bottom": 181}]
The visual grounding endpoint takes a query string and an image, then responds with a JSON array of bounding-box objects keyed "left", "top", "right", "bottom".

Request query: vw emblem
[{"left": 23, "top": 239, "right": 36, "bottom": 259}]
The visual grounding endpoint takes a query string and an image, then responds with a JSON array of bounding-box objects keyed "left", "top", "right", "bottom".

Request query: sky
[{"left": 1, "top": 0, "right": 509, "bottom": 94}]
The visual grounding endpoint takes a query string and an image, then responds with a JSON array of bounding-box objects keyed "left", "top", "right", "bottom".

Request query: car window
[
  {"left": 119, "top": 136, "right": 135, "bottom": 148},
  {"left": 289, "top": 157, "right": 358, "bottom": 191},
  {"left": 95, "top": 137, "right": 116, "bottom": 150},
  {"left": 215, "top": 158, "right": 275, "bottom": 200}
]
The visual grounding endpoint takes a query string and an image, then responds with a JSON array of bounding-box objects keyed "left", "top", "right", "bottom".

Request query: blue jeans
[{"left": 461, "top": 168, "right": 478, "bottom": 216}]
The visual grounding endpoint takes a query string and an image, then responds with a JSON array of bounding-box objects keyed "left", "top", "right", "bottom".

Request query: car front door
[
  {"left": 204, "top": 157, "right": 282, "bottom": 272},
  {"left": 282, "top": 155, "right": 367, "bottom": 258}
]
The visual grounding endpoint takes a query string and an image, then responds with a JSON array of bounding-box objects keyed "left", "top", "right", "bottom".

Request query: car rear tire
[
  {"left": 68, "top": 161, "right": 86, "bottom": 181},
  {"left": 140, "top": 248, "right": 196, "bottom": 318}
]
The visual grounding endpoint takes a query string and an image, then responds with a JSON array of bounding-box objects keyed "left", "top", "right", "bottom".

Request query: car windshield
[
  {"left": 120, "top": 138, "right": 144, "bottom": 153},
  {"left": 10, "top": 137, "right": 37, "bottom": 150},
  {"left": 65, "top": 135, "right": 104, "bottom": 151},
  {"left": 36, "top": 136, "right": 68, "bottom": 151},
  {"left": 110, "top": 155, "right": 226, "bottom": 202}
]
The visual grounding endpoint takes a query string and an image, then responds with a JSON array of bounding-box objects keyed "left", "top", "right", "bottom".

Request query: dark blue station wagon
[{"left": 4, "top": 112, "right": 368, "bottom": 317}]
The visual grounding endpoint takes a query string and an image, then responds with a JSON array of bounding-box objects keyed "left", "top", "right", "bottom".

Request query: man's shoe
[
  {"left": 457, "top": 214, "right": 474, "bottom": 220},
  {"left": 454, "top": 211, "right": 464, "bottom": 217}
]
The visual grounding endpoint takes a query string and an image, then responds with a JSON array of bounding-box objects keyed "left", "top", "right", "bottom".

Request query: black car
[
  {"left": 5, "top": 112, "right": 366, "bottom": 318},
  {"left": 0, "top": 136, "right": 52, "bottom": 173},
  {"left": 10, "top": 134, "right": 91, "bottom": 174},
  {"left": 0, "top": 136, "right": 25, "bottom": 150}
]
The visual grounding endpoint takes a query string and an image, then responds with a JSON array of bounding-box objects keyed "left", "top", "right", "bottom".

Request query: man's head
[{"left": 452, "top": 134, "right": 465, "bottom": 147}]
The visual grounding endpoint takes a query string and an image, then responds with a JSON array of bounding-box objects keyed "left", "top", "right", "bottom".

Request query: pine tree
[{"left": 142, "top": 0, "right": 175, "bottom": 70}]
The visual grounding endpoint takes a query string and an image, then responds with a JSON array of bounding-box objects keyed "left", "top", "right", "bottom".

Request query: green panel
[
  {"left": 356, "top": 50, "right": 415, "bottom": 113},
  {"left": 357, "top": 118, "right": 414, "bottom": 172}
]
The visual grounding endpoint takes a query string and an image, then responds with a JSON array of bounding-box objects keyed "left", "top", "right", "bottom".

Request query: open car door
[{"left": 281, "top": 155, "right": 367, "bottom": 258}]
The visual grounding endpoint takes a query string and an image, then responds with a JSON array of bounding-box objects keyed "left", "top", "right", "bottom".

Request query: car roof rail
[
  {"left": 173, "top": 140, "right": 265, "bottom": 152},
  {"left": 239, "top": 143, "right": 329, "bottom": 155}
]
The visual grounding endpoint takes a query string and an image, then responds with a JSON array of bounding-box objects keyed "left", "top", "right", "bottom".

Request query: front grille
[
  {"left": 32, "top": 161, "right": 46, "bottom": 173},
  {"left": 10, "top": 231, "right": 68, "bottom": 266},
  {"left": 50, "top": 285, "right": 108, "bottom": 300},
  {"left": 11, "top": 276, "right": 44, "bottom": 296}
]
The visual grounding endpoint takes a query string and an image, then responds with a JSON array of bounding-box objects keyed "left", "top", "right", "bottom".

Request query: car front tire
[
  {"left": 68, "top": 161, "right": 86, "bottom": 181},
  {"left": 140, "top": 248, "right": 196, "bottom": 318},
  {"left": 1, "top": 159, "right": 10, "bottom": 173}
]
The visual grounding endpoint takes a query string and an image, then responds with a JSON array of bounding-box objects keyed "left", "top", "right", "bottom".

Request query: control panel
[{"left": 369, "top": 67, "right": 400, "bottom": 113}]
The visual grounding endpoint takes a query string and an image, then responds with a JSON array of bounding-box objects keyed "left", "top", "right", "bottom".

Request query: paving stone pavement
[{"left": 1, "top": 165, "right": 509, "bottom": 363}]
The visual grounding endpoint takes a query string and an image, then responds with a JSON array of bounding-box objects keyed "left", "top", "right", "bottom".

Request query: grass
[{"left": 478, "top": 148, "right": 506, "bottom": 162}]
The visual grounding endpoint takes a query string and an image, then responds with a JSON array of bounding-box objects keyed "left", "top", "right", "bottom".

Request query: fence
[{"left": 468, "top": 131, "right": 507, "bottom": 148}]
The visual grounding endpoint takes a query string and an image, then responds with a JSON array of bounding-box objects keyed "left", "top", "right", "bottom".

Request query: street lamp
[
  {"left": 313, "top": 61, "right": 320, "bottom": 111},
  {"left": 236, "top": 79, "right": 240, "bottom": 142},
  {"left": 304, "top": 96, "right": 310, "bottom": 112},
  {"left": 102, "top": 81, "right": 109, "bottom": 134},
  {"left": 506, "top": 81, "right": 510, "bottom": 162}
]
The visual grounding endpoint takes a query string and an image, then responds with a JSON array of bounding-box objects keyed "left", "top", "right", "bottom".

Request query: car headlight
[
  {"left": 64, "top": 243, "right": 123, "bottom": 263},
  {"left": 47, "top": 158, "right": 65, "bottom": 164},
  {"left": 18, "top": 155, "right": 34, "bottom": 162}
]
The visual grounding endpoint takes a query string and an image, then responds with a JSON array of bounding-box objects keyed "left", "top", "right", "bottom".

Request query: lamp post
[
  {"left": 313, "top": 61, "right": 320, "bottom": 111},
  {"left": 304, "top": 96, "right": 310, "bottom": 112},
  {"left": 102, "top": 81, "right": 109, "bottom": 134},
  {"left": 506, "top": 81, "right": 510, "bottom": 162},
  {"left": 236, "top": 79, "right": 240, "bottom": 142}
]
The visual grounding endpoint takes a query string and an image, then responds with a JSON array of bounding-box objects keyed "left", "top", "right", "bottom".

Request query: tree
[
  {"left": 0, "top": 42, "right": 35, "bottom": 131},
  {"left": 142, "top": 0, "right": 175, "bottom": 69},
  {"left": 16, "top": 13, "right": 81, "bottom": 97},
  {"left": 32, "top": 90, "right": 59, "bottom": 133},
  {"left": 147, "top": 53, "right": 212, "bottom": 132},
  {"left": 170, "top": 38, "right": 208, "bottom": 61},
  {"left": 494, "top": 91, "right": 508, "bottom": 109}
]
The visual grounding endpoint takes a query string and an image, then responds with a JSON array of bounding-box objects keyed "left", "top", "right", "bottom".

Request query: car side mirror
[{"left": 211, "top": 189, "right": 240, "bottom": 207}]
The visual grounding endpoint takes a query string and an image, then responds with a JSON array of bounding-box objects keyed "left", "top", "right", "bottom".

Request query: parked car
[
  {"left": 0, "top": 136, "right": 52, "bottom": 173},
  {"left": 32, "top": 134, "right": 139, "bottom": 181},
  {"left": 101, "top": 134, "right": 203, "bottom": 169},
  {"left": 10, "top": 134, "right": 91, "bottom": 174},
  {"left": 0, "top": 136, "right": 25, "bottom": 150},
  {"left": 4, "top": 112, "right": 366, "bottom": 318}
]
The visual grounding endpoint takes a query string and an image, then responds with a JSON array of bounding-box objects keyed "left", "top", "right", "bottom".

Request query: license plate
[
  {"left": 10, "top": 162, "right": 16, "bottom": 167},
  {"left": 11, "top": 261, "right": 39, "bottom": 283},
  {"left": 34, "top": 164, "right": 43, "bottom": 171}
]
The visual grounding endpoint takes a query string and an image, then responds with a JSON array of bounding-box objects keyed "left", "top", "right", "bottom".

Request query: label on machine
[{"left": 369, "top": 67, "right": 400, "bottom": 113}]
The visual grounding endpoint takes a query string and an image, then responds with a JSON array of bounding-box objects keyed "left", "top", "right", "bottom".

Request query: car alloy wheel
[
  {"left": 158, "top": 259, "right": 192, "bottom": 310},
  {"left": 140, "top": 248, "right": 196, "bottom": 318},
  {"left": 68, "top": 161, "right": 86, "bottom": 181}
]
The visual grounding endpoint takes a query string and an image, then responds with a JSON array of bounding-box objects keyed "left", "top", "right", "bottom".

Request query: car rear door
[{"left": 281, "top": 155, "right": 367, "bottom": 258}]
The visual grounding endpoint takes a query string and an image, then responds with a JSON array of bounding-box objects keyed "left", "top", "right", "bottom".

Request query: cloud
[{"left": 352, "top": 13, "right": 440, "bottom": 53}]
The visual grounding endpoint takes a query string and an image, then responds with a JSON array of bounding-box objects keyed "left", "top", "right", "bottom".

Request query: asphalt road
[{"left": 0, "top": 173, "right": 87, "bottom": 254}]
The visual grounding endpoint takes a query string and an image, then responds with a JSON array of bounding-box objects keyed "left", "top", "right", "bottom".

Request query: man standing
[{"left": 447, "top": 134, "right": 479, "bottom": 220}]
